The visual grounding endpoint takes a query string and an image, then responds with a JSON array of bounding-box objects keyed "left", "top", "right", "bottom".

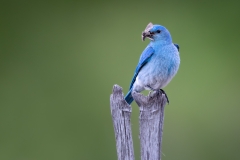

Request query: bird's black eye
[{"left": 156, "top": 30, "right": 161, "bottom": 33}]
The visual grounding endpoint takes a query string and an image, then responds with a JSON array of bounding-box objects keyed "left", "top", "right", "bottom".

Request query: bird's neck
[{"left": 150, "top": 39, "right": 172, "bottom": 47}]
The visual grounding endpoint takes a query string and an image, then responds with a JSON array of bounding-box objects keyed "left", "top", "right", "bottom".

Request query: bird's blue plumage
[
  {"left": 124, "top": 23, "right": 180, "bottom": 105},
  {"left": 129, "top": 46, "right": 154, "bottom": 90},
  {"left": 125, "top": 88, "right": 134, "bottom": 105}
]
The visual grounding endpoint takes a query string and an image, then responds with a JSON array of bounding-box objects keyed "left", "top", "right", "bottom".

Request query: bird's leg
[
  {"left": 146, "top": 85, "right": 154, "bottom": 95},
  {"left": 160, "top": 89, "right": 169, "bottom": 104}
]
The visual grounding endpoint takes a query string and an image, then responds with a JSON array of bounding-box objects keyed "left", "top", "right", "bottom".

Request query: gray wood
[
  {"left": 132, "top": 91, "right": 167, "bottom": 160},
  {"left": 110, "top": 85, "right": 134, "bottom": 160}
]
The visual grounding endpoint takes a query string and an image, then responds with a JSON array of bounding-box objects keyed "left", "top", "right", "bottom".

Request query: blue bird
[{"left": 124, "top": 23, "right": 180, "bottom": 105}]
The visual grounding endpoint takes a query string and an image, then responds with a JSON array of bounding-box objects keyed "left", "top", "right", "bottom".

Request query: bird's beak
[
  {"left": 141, "top": 22, "right": 154, "bottom": 41},
  {"left": 142, "top": 31, "right": 154, "bottom": 41}
]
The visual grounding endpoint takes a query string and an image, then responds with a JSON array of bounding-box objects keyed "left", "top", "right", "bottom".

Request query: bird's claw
[{"left": 160, "top": 89, "right": 169, "bottom": 104}]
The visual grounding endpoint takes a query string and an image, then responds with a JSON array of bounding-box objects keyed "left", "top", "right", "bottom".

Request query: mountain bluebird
[{"left": 124, "top": 23, "right": 180, "bottom": 105}]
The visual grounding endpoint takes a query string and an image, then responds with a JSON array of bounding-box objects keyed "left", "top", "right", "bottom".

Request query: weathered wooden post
[
  {"left": 110, "top": 85, "right": 135, "bottom": 160},
  {"left": 110, "top": 84, "right": 167, "bottom": 160},
  {"left": 133, "top": 90, "right": 167, "bottom": 160}
]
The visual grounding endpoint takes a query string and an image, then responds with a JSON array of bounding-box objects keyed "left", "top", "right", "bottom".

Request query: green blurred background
[{"left": 1, "top": 0, "right": 240, "bottom": 159}]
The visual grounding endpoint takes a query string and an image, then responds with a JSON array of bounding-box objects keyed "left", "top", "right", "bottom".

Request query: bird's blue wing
[
  {"left": 129, "top": 46, "right": 154, "bottom": 90},
  {"left": 174, "top": 43, "right": 180, "bottom": 51}
]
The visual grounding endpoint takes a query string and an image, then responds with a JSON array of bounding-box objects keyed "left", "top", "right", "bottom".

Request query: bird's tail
[{"left": 124, "top": 89, "right": 134, "bottom": 105}]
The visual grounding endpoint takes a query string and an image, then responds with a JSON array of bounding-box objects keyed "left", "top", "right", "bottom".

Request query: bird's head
[{"left": 142, "top": 23, "right": 172, "bottom": 44}]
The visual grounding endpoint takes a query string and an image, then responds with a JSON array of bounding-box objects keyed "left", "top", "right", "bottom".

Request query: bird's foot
[
  {"left": 159, "top": 89, "right": 169, "bottom": 104},
  {"left": 146, "top": 85, "right": 169, "bottom": 104}
]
